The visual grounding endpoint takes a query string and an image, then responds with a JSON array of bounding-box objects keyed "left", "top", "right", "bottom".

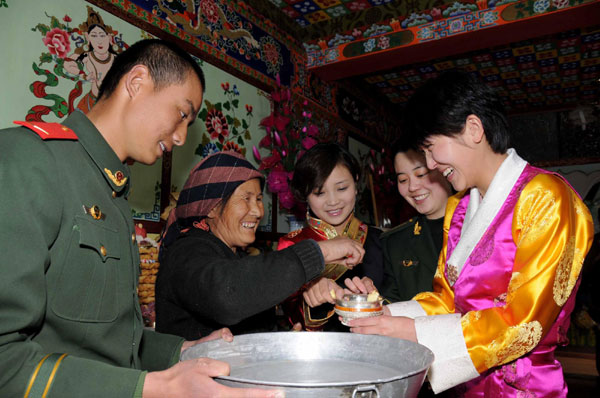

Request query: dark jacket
[
  {"left": 155, "top": 229, "right": 325, "bottom": 339},
  {"left": 380, "top": 215, "right": 442, "bottom": 302}
]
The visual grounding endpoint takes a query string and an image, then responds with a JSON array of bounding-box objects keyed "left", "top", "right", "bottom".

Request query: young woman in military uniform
[{"left": 379, "top": 139, "right": 453, "bottom": 302}]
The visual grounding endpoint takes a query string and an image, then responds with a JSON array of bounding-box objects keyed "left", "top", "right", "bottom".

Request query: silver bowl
[{"left": 334, "top": 293, "right": 384, "bottom": 326}]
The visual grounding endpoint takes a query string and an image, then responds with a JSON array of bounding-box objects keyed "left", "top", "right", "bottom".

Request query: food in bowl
[{"left": 334, "top": 293, "right": 383, "bottom": 326}]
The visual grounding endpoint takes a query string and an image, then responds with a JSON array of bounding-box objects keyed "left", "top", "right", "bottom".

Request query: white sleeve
[
  {"left": 386, "top": 300, "right": 427, "bottom": 318},
  {"left": 414, "top": 313, "right": 480, "bottom": 393}
]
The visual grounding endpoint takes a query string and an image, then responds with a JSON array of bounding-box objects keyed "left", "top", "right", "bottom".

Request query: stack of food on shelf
[{"left": 136, "top": 223, "right": 160, "bottom": 328}]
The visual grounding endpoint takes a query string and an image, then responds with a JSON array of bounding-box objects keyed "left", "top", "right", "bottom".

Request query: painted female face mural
[
  {"left": 63, "top": 6, "right": 119, "bottom": 113},
  {"left": 29, "top": 5, "right": 125, "bottom": 121}
]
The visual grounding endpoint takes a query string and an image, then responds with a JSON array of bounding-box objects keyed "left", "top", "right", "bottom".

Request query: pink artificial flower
[
  {"left": 267, "top": 170, "right": 290, "bottom": 193},
  {"left": 274, "top": 115, "right": 290, "bottom": 131},
  {"left": 259, "top": 152, "right": 282, "bottom": 170},
  {"left": 302, "top": 137, "right": 318, "bottom": 150},
  {"left": 278, "top": 189, "right": 297, "bottom": 210},
  {"left": 252, "top": 146, "right": 261, "bottom": 162},
  {"left": 274, "top": 131, "right": 282, "bottom": 146},
  {"left": 271, "top": 89, "right": 282, "bottom": 103},
  {"left": 259, "top": 114, "right": 275, "bottom": 129},
  {"left": 307, "top": 124, "right": 319, "bottom": 137},
  {"left": 258, "top": 133, "right": 272, "bottom": 148}
]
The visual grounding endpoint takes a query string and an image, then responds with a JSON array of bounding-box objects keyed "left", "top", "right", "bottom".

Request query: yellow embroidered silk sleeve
[
  {"left": 461, "top": 174, "right": 592, "bottom": 373},
  {"left": 412, "top": 193, "right": 465, "bottom": 315}
]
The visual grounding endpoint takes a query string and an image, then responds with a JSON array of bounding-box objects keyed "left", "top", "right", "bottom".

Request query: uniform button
[
  {"left": 112, "top": 191, "right": 117, "bottom": 198},
  {"left": 132, "top": 233, "right": 136, "bottom": 243},
  {"left": 100, "top": 245, "right": 107, "bottom": 257}
]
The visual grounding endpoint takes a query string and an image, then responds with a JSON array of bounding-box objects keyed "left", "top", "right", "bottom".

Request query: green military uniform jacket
[
  {"left": 380, "top": 214, "right": 441, "bottom": 303},
  {"left": 0, "top": 111, "right": 183, "bottom": 398}
]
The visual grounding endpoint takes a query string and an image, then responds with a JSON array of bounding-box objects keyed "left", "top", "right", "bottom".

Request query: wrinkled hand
[
  {"left": 343, "top": 276, "right": 376, "bottom": 295},
  {"left": 181, "top": 328, "right": 234, "bottom": 354},
  {"left": 317, "top": 237, "right": 365, "bottom": 268},
  {"left": 347, "top": 313, "right": 417, "bottom": 342},
  {"left": 143, "top": 358, "right": 284, "bottom": 398},
  {"left": 303, "top": 278, "right": 345, "bottom": 307}
]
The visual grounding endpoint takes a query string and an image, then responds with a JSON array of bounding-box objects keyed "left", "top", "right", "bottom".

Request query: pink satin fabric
[{"left": 447, "top": 165, "right": 572, "bottom": 397}]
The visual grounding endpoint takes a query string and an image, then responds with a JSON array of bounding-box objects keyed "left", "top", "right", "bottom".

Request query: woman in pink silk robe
[{"left": 348, "top": 71, "right": 594, "bottom": 397}]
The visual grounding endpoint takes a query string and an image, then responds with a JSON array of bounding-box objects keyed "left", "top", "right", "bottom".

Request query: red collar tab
[{"left": 13, "top": 120, "right": 78, "bottom": 140}]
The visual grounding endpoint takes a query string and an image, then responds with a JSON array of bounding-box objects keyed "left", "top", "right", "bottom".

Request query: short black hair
[
  {"left": 391, "top": 136, "right": 414, "bottom": 157},
  {"left": 291, "top": 142, "right": 361, "bottom": 203},
  {"left": 402, "top": 70, "right": 509, "bottom": 154},
  {"left": 97, "top": 39, "right": 205, "bottom": 101}
]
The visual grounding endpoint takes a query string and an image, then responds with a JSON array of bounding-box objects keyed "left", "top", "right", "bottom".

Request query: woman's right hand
[
  {"left": 303, "top": 277, "right": 345, "bottom": 307},
  {"left": 343, "top": 276, "right": 377, "bottom": 294},
  {"left": 317, "top": 237, "right": 365, "bottom": 268}
]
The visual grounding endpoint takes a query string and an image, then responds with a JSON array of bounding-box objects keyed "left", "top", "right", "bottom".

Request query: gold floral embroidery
[
  {"left": 446, "top": 264, "right": 459, "bottom": 286},
  {"left": 516, "top": 188, "right": 556, "bottom": 248},
  {"left": 574, "top": 195, "right": 592, "bottom": 222},
  {"left": 287, "top": 229, "right": 302, "bottom": 239},
  {"left": 461, "top": 310, "right": 481, "bottom": 328},
  {"left": 493, "top": 292, "right": 507, "bottom": 307},
  {"left": 506, "top": 272, "right": 526, "bottom": 305},
  {"left": 553, "top": 236, "right": 583, "bottom": 306},
  {"left": 470, "top": 226, "right": 496, "bottom": 266},
  {"left": 485, "top": 321, "right": 542, "bottom": 368}
]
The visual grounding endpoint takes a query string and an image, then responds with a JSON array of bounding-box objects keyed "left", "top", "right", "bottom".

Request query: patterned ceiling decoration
[
  {"left": 89, "top": 0, "right": 299, "bottom": 87},
  {"left": 306, "top": 0, "right": 597, "bottom": 68},
  {"left": 353, "top": 24, "right": 600, "bottom": 113},
  {"left": 266, "top": 0, "right": 396, "bottom": 27}
]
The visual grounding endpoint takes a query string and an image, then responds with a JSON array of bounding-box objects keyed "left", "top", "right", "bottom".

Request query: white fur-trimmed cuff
[
  {"left": 415, "top": 313, "right": 479, "bottom": 393},
  {"left": 387, "top": 300, "right": 427, "bottom": 318}
]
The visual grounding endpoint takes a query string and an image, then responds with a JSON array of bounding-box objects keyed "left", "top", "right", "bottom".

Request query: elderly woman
[{"left": 155, "top": 151, "right": 364, "bottom": 340}]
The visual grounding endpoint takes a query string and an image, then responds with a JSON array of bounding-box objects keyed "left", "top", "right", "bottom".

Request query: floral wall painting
[
  {"left": 196, "top": 81, "right": 254, "bottom": 157},
  {"left": 29, "top": 6, "right": 128, "bottom": 121}
]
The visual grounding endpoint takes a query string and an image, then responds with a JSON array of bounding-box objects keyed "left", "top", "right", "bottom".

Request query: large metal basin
[{"left": 181, "top": 332, "right": 434, "bottom": 397}]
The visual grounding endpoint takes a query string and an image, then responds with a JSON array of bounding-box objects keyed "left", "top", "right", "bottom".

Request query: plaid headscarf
[{"left": 160, "top": 151, "right": 264, "bottom": 252}]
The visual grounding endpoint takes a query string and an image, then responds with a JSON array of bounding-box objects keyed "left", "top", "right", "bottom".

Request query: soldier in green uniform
[
  {"left": 0, "top": 39, "right": 281, "bottom": 398},
  {"left": 380, "top": 140, "right": 453, "bottom": 302}
]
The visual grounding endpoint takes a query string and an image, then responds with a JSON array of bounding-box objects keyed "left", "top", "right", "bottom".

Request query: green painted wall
[{"left": 0, "top": 0, "right": 277, "bottom": 229}]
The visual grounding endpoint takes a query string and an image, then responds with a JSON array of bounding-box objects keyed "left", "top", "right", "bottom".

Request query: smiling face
[
  {"left": 124, "top": 70, "right": 203, "bottom": 165},
  {"left": 394, "top": 150, "right": 452, "bottom": 220},
  {"left": 307, "top": 164, "right": 357, "bottom": 234},
  {"left": 207, "top": 178, "right": 264, "bottom": 251},
  {"left": 421, "top": 130, "right": 474, "bottom": 193}
]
